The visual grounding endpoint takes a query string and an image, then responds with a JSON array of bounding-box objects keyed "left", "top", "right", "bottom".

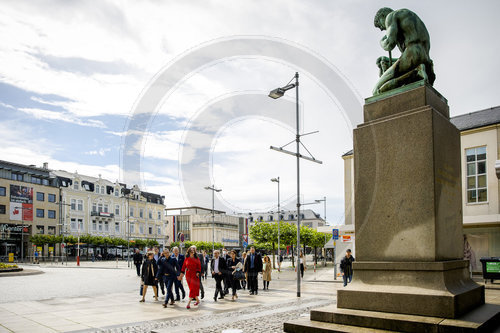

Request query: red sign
[{"left": 242, "top": 234, "right": 248, "bottom": 243}]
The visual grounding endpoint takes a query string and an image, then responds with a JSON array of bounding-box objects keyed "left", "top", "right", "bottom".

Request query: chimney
[{"left": 43, "top": 162, "right": 48, "bottom": 170}]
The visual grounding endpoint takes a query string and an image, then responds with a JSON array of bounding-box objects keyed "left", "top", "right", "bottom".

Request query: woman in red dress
[{"left": 179, "top": 246, "right": 201, "bottom": 309}]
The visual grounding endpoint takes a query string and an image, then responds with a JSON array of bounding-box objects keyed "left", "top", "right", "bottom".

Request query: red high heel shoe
[
  {"left": 186, "top": 305, "right": 191, "bottom": 309},
  {"left": 194, "top": 301, "right": 200, "bottom": 306}
]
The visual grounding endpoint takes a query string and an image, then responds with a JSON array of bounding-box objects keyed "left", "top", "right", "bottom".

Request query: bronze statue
[{"left": 373, "top": 7, "right": 435, "bottom": 95}]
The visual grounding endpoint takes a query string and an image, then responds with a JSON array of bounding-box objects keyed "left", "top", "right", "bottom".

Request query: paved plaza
[{"left": 0, "top": 260, "right": 341, "bottom": 333}]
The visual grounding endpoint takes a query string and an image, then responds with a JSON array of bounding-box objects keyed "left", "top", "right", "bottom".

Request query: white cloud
[
  {"left": 85, "top": 148, "right": 111, "bottom": 157},
  {"left": 18, "top": 108, "right": 106, "bottom": 128}
]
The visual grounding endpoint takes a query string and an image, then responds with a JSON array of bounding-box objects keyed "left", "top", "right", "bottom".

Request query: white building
[
  {"left": 51, "top": 170, "right": 168, "bottom": 249},
  {"left": 245, "top": 209, "right": 326, "bottom": 230},
  {"left": 165, "top": 207, "right": 243, "bottom": 248}
]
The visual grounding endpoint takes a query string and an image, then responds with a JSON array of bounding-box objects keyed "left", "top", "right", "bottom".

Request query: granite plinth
[
  {"left": 337, "top": 261, "right": 484, "bottom": 318},
  {"left": 283, "top": 304, "right": 500, "bottom": 333},
  {"left": 354, "top": 88, "right": 462, "bottom": 262}
]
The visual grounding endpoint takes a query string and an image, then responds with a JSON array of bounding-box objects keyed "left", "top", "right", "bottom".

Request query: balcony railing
[{"left": 90, "top": 211, "right": 115, "bottom": 218}]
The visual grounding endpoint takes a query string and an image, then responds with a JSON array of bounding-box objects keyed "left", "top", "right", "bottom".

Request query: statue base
[
  {"left": 337, "top": 260, "right": 484, "bottom": 318},
  {"left": 284, "top": 303, "right": 500, "bottom": 333}
]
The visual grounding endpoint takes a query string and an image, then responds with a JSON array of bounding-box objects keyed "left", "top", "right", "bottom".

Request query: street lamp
[
  {"left": 204, "top": 185, "right": 222, "bottom": 253},
  {"left": 271, "top": 177, "right": 281, "bottom": 277},
  {"left": 269, "top": 72, "right": 322, "bottom": 298}
]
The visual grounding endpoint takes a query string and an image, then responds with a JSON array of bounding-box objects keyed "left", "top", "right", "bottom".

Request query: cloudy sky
[{"left": 1, "top": 0, "right": 499, "bottom": 224}]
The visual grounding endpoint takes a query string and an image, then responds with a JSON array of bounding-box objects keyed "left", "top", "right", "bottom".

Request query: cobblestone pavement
[{"left": 90, "top": 298, "right": 334, "bottom": 333}]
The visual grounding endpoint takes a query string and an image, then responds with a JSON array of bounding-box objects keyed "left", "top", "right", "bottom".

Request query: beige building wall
[
  {"left": 461, "top": 125, "right": 500, "bottom": 222},
  {"left": 343, "top": 154, "right": 355, "bottom": 226}
]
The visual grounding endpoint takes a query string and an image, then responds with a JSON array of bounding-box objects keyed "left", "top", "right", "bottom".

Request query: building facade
[
  {"left": 343, "top": 106, "right": 500, "bottom": 272},
  {"left": 51, "top": 170, "right": 168, "bottom": 251},
  {"left": 245, "top": 209, "right": 326, "bottom": 230},
  {"left": 0, "top": 161, "right": 59, "bottom": 260},
  {"left": 166, "top": 207, "right": 242, "bottom": 248}
]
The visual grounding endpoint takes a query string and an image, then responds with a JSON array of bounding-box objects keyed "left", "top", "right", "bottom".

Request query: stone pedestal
[
  {"left": 283, "top": 82, "right": 497, "bottom": 332},
  {"left": 337, "top": 82, "right": 484, "bottom": 318}
]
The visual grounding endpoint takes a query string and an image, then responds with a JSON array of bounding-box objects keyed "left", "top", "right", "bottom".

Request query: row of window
[
  {"left": 72, "top": 181, "right": 120, "bottom": 197},
  {"left": 0, "top": 205, "right": 56, "bottom": 219},
  {"left": 68, "top": 200, "right": 162, "bottom": 220},
  {"left": 10, "top": 173, "right": 50, "bottom": 186},
  {"left": 69, "top": 219, "right": 162, "bottom": 235},
  {"left": 129, "top": 207, "right": 162, "bottom": 220},
  {"left": 36, "top": 192, "right": 56, "bottom": 202},
  {"left": 250, "top": 214, "right": 305, "bottom": 223},
  {"left": 36, "top": 225, "right": 57, "bottom": 235},
  {"left": 36, "top": 209, "right": 57, "bottom": 219}
]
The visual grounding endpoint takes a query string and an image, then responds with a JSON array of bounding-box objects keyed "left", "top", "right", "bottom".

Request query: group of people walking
[{"left": 134, "top": 245, "right": 273, "bottom": 309}]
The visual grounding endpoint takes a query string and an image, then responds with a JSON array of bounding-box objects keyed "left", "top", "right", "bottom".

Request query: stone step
[
  {"left": 283, "top": 317, "right": 392, "bottom": 333},
  {"left": 291, "top": 304, "right": 500, "bottom": 333}
]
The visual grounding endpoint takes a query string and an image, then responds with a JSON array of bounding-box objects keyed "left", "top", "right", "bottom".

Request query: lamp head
[
  {"left": 270, "top": 178, "right": 279, "bottom": 183},
  {"left": 268, "top": 88, "right": 284, "bottom": 99}
]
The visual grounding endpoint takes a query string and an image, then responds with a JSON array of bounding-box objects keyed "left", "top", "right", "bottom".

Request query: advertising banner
[{"left": 9, "top": 185, "right": 33, "bottom": 221}]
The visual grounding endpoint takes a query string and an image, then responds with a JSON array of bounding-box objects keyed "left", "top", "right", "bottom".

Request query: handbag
[
  {"left": 233, "top": 270, "right": 245, "bottom": 281},
  {"left": 139, "top": 281, "right": 144, "bottom": 296}
]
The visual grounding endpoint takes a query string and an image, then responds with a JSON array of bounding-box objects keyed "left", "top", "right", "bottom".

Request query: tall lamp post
[
  {"left": 269, "top": 72, "right": 322, "bottom": 297},
  {"left": 270, "top": 177, "right": 281, "bottom": 277},
  {"left": 204, "top": 185, "right": 222, "bottom": 253}
]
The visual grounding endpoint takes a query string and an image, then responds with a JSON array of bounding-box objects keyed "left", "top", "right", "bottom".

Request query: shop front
[{"left": 0, "top": 223, "right": 30, "bottom": 261}]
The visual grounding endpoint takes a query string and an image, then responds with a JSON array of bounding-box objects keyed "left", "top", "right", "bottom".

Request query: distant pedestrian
[
  {"left": 34, "top": 250, "right": 39, "bottom": 264},
  {"left": 244, "top": 246, "right": 262, "bottom": 295},
  {"left": 227, "top": 250, "right": 242, "bottom": 301},
  {"left": 140, "top": 251, "right": 159, "bottom": 302},
  {"left": 240, "top": 252, "right": 247, "bottom": 290},
  {"left": 278, "top": 253, "right": 283, "bottom": 272},
  {"left": 202, "top": 251, "right": 209, "bottom": 280},
  {"left": 171, "top": 247, "right": 186, "bottom": 300},
  {"left": 211, "top": 250, "right": 227, "bottom": 301},
  {"left": 133, "top": 249, "right": 143, "bottom": 276},
  {"left": 262, "top": 255, "right": 272, "bottom": 290},
  {"left": 156, "top": 248, "right": 177, "bottom": 308},
  {"left": 179, "top": 246, "right": 201, "bottom": 309},
  {"left": 299, "top": 252, "right": 306, "bottom": 278},
  {"left": 340, "top": 249, "right": 355, "bottom": 287}
]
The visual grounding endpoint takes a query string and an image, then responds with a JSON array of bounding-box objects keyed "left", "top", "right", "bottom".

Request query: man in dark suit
[
  {"left": 171, "top": 247, "right": 186, "bottom": 300},
  {"left": 221, "top": 248, "right": 230, "bottom": 294},
  {"left": 133, "top": 249, "right": 143, "bottom": 276},
  {"left": 244, "top": 246, "right": 263, "bottom": 295},
  {"left": 156, "top": 248, "right": 178, "bottom": 307},
  {"left": 211, "top": 249, "right": 228, "bottom": 301}
]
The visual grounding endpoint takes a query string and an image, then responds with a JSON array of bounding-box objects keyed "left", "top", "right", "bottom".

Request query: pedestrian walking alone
[
  {"left": 298, "top": 252, "right": 306, "bottom": 278},
  {"left": 211, "top": 250, "right": 227, "bottom": 301},
  {"left": 179, "top": 246, "right": 201, "bottom": 309},
  {"left": 340, "top": 249, "right": 355, "bottom": 287},
  {"left": 262, "top": 255, "right": 272, "bottom": 290},
  {"left": 133, "top": 249, "right": 143, "bottom": 277},
  {"left": 227, "top": 250, "right": 242, "bottom": 301},
  {"left": 244, "top": 246, "right": 262, "bottom": 295},
  {"left": 156, "top": 248, "right": 178, "bottom": 308},
  {"left": 140, "top": 251, "right": 158, "bottom": 302}
]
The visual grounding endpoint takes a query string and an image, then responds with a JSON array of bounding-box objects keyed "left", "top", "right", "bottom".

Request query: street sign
[
  {"left": 332, "top": 229, "right": 339, "bottom": 240},
  {"left": 242, "top": 241, "right": 248, "bottom": 248},
  {"left": 179, "top": 232, "right": 185, "bottom": 243},
  {"left": 242, "top": 234, "right": 248, "bottom": 243}
]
